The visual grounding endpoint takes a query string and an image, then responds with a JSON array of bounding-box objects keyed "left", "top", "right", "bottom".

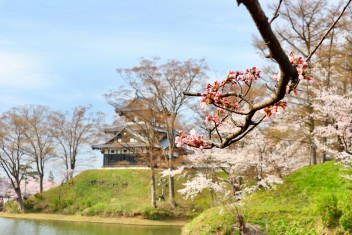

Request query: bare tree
[
  {"left": 16, "top": 105, "right": 55, "bottom": 193},
  {"left": 0, "top": 109, "right": 32, "bottom": 211},
  {"left": 107, "top": 58, "right": 208, "bottom": 208},
  {"left": 50, "top": 106, "right": 104, "bottom": 181}
]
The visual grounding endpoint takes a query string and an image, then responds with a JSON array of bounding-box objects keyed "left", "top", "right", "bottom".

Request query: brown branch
[
  {"left": 243, "top": 0, "right": 297, "bottom": 110},
  {"left": 306, "top": 0, "right": 352, "bottom": 61},
  {"left": 228, "top": 115, "right": 266, "bottom": 145},
  {"left": 184, "top": 91, "right": 242, "bottom": 98},
  {"left": 269, "top": 0, "right": 283, "bottom": 24}
]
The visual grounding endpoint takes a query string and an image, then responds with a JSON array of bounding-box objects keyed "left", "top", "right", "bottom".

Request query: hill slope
[
  {"left": 183, "top": 162, "right": 352, "bottom": 234},
  {"left": 24, "top": 168, "right": 212, "bottom": 219}
]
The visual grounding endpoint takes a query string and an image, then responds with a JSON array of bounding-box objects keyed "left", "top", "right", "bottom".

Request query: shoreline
[{"left": 0, "top": 212, "right": 187, "bottom": 227}]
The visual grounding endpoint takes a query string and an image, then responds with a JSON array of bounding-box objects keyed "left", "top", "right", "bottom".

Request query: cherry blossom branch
[
  {"left": 306, "top": 0, "right": 352, "bottom": 62},
  {"left": 178, "top": 0, "right": 319, "bottom": 150},
  {"left": 240, "top": 1, "right": 298, "bottom": 103},
  {"left": 184, "top": 91, "right": 241, "bottom": 98}
]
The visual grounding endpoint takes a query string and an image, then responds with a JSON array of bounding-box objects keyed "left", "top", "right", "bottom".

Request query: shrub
[
  {"left": 24, "top": 198, "right": 36, "bottom": 212},
  {"left": 317, "top": 194, "right": 342, "bottom": 227},
  {"left": 340, "top": 199, "right": 352, "bottom": 233},
  {"left": 81, "top": 207, "right": 96, "bottom": 216},
  {"left": 142, "top": 206, "right": 174, "bottom": 220},
  {"left": 4, "top": 200, "right": 21, "bottom": 213},
  {"left": 62, "top": 206, "right": 77, "bottom": 215},
  {"left": 49, "top": 199, "right": 73, "bottom": 212},
  {"left": 33, "top": 193, "right": 44, "bottom": 200},
  {"left": 340, "top": 210, "right": 352, "bottom": 233}
]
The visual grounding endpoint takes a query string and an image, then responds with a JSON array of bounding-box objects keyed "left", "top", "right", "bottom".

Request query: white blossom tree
[{"left": 314, "top": 90, "right": 352, "bottom": 170}]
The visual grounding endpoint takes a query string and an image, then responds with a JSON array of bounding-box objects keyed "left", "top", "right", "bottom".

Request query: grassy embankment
[
  {"left": 3, "top": 162, "right": 352, "bottom": 233},
  {"left": 17, "top": 168, "right": 213, "bottom": 221},
  {"left": 0, "top": 212, "right": 186, "bottom": 226},
  {"left": 183, "top": 161, "right": 352, "bottom": 235}
]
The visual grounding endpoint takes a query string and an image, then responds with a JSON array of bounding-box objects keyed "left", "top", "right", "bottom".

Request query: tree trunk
[
  {"left": 151, "top": 165, "right": 157, "bottom": 208},
  {"left": 168, "top": 174, "right": 175, "bottom": 208},
  {"left": 259, "top": 152, "right": 263, "bottom": 179},
  {"left": 39, "top": 174, "right": 44, "bottom": 193},
  {"left": 70, "top": 159, "right": 75, "bottom": 180},
  {"left": 168, "top": 148, "right": 176, "bottom": 208},
  {"left": 14, "top": 187, "right": 24, "bottom": 211},
  {"left": 69, "top": 165, "right": 75, "bottom": 180},
  {"left": 308, "top": 103, "right": 317, "bottom": 165},
  {"left": 238, "top": 214, "right": 246, "bottom": 235},
  {"left": 322, "top": 135, "right": 327, "bottom": 163},
  {"left": 311, "top": 143, "right": 317, "bottom": 165}
]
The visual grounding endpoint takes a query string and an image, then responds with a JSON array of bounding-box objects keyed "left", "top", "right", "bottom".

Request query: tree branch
[
  {"left": 306, "top": 0, "right": 352, "bottom": 61},
  {"left": 269, "top": 0, "right": 283, "bottom": 24}
]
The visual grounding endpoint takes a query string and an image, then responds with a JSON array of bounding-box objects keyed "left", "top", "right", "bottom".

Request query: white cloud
[{"left": 0, "top": 52, "right": 52, "bottom": 89}]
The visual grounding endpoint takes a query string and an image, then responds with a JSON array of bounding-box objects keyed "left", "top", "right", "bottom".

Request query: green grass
[
  {"left": 183, "top": 162, "right": 352, "bottom": 234},
  {"left": 24, "top": 168, "right": 214, "bottom": 219},
  {"left": 182, "top": 207, "right": 236, "bottom": 235}
]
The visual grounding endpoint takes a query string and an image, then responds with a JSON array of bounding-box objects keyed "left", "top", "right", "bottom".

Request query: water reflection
[{"left": 0, "top": 217, "right": 182, "bottom": 235}]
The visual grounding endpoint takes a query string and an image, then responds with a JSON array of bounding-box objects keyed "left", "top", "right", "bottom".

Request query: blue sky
[{"left": 0, "top": 0, "right": 275, "bottom": 121}]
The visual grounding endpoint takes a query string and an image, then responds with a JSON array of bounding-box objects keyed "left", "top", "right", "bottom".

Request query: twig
[
  {"left": 269, "top": 0, "right": 283, "bottom": 24},
  {"left": 184, "top": 91, "right": 242, "bottom": 98},
  {"left": 306, "top": 0, "right": 352, "bottom": 61},
  {"left": 266, "top": 83, "right": 276, "bottom": 93}
]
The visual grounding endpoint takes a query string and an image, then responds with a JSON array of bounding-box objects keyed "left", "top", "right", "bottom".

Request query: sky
[{"left": 0, "top": 0, "right": 276, "bottom": 119}]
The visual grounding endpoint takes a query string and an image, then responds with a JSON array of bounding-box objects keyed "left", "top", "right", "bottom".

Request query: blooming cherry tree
[
  {"left": 6, "top": 178, "right": 59, "bottom": 199},
  {"left": 174, "top": 129, "right": 308, "bottom": 202},
  {"left": 314, "top": 90, "right": 352, "bottom": 169}
]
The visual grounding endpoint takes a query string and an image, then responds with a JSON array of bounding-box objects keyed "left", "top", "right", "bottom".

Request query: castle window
[{"left": 110, "top": 150, "right": 115, "bottom": 154}]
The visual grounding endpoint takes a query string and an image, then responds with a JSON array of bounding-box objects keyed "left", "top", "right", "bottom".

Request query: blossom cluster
[
  {"left": 199, "top": 67, "right": 260, "bottom": 125},
  {"left": 175, "top": 129, "right": 209, "bottom": 151},
  {"left": 160, "top": 166, "right": 185, "bottom": 178},
  {"left": 288, "top": 52, "right": 311, "bottom": 79},
  {"left": 234, "top": 175, "right": 284, "bottom": 200},
  {"left": 288, "top": 51, "right": 314, "bottom": 91},
  {"left": 204, "top": 108, "right": 225, "bottom": 124},
  {"left": 272, "top": 52, "right": 313, "bottom": 94},
  {"left": 227, "top": 66, "right": 261, "bottom": 83},
  {"left": 263, "top": 100, "right": 288, "bottom": 117},
  {"left": 200, "top": 66, "right": 261, "bottom": 111},
  {"left": 178, "top": 172, "right": 226, "bottom": 199}
]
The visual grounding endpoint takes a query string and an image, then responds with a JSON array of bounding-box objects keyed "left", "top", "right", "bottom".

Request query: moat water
[{"left": 0, "top": 217, "right": 182, "bottom": 235}]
